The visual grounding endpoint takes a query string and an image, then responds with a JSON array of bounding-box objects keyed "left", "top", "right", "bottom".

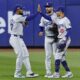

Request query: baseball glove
[
  {"left": 22, "top": 21, "right": 28, "bottom": 26},
  {"left": 49, "top": 23, "right": 59, "bottom": 42}
]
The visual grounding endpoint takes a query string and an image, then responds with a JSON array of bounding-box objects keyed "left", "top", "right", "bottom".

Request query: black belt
[
  {"left": 13, "top": 35, "right": 23, "bottom": 38},
  {"left": 47, "top": 36, "right": 55, "bottom": 38}
]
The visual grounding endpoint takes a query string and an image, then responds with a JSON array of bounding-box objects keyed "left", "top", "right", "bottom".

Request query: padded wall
[{"left": 0, "top": 0, "right": 80, "bottom": 47}]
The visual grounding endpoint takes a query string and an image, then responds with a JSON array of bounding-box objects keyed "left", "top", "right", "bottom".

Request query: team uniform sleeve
[
  {"left": 65, "top": 18, "right": 72, "bottom": 29},
  {"left": 51, "top": 13, "right": 58, "bottom": 24},
  {"left": 39, "top": 17, "right": 45, "bottom": 32},
  {"left": 39, "top": 17, "right": 45, "bottom": 27},
  {"left": 65, "top": 18, "right": 72, "bottom": 37},
  {"left": 15, "top": 16, "right": 26, "bottom": 23}
]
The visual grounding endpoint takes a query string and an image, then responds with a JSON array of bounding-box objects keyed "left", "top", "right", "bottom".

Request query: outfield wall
[{"left": 0, "top": 0, "right": 80, "bottom": 47}]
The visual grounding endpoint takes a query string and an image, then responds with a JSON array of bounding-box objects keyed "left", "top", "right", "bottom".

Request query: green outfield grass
[{"left": 0, "top": 49, "right": 80, "bottom": 80}]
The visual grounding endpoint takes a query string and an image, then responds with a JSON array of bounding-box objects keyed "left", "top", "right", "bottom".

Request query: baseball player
[
  {"left": 50, "top": 7, "right": 73, "bottom": 78},
  {"left": 9, "top": 5, "right": 39, "bottom": 78},
  {"left": 38, "top": 3, "right": 58, "bottom": 78}
]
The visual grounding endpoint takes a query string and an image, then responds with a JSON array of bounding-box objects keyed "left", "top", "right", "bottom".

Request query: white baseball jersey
[
  {"left": 39, "top": 13, "right": 57, "bottom": 37},
  {"left": 57, "top": 17, "right": 71, "bottom": 39},
  {"left": 10, "top": 14, "right": 26, "bottom": 36}
]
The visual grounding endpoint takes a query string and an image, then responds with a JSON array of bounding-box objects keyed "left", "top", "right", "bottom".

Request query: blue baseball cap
[
  {"left": 56, "top": 7, "right": 65, "bottom": 13},
  {"left": 44, "top": 2, "right": 53, "bottom": 7}
]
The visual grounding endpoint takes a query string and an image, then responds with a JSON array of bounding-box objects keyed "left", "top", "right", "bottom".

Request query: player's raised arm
[
  {"left": 25, "top": 12, "right": 39, "bottom": 21},
  {"left": 38, "top": 4, "right": 52, "bottom": 21},
  {"left": 25, "top": 5, "right": 40, "bottom": 21}
]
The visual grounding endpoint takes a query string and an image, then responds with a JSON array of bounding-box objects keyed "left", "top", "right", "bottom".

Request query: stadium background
[{"left": 0, "top": 0, "right": 80, "bottom": 47}]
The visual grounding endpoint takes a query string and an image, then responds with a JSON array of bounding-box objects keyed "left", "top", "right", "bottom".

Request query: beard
[
  {"left": 47, "top": 11, "right": 52, "bottom": 14},
  {"left": 46, "top": 10, "right": 53, "bottom": 15},
  {"left": 19, "top": 12, "right": 23, "bottom": 15}
]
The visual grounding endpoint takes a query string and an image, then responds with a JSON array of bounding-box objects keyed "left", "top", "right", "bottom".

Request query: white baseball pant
[{"left": 9, "top": 35, "right": 33, "bottom": 75}]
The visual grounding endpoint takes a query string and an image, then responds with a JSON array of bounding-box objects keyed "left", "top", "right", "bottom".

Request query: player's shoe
[
  {"left": 44, "top": 73, "right": 53, "bottom": 78},
  {"left": 26, "top": 73, "right": 39, "bottom": 78},
  {"left": 62, "top": 72, "right": 73, "bottom": 78},
  {"left": 14, "top": 74, "right": 25, "bottom": 78},
  {"left": 52, "top": 72, "right": 60, "bottom": 78}
]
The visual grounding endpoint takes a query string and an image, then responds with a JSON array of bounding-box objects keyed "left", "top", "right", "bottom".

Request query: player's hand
[
  {"left": 38, "top": 32, "right": 43, "bottom": 36},
  {"left": 22, "top": 21, "right": 28, "bottom": 26},
  {"left": 37, "top": 4, "right": 41, "bottom": 13}
]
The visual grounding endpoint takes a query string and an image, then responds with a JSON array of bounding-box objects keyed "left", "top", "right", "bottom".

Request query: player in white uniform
[
  {"left": 9, "top": 5, "right": 39, "bottom": 78},
  {"left": 38, "top": 3, "right": 58, "bottom": 78},
  {"left": 50, "top": 7, "right": 73, "bottom": 78}
]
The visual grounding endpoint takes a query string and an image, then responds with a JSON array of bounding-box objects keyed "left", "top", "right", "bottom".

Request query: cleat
[
  {"left": 26, "top": 73, "right": 39, "bottom": 78},
  {"left": 62, "top": 72, "right": 73, "bottom": 78},
  {"left": 52, "top": 72, "right": 60, "bottom": 78},
  {"left": 14, "top": 74, "right": 25, "bottom": 78},
  {"left": 44, "top": 73, "right": 53, "bottom": 78}
]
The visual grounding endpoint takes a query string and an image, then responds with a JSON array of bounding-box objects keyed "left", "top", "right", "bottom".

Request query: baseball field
[{"left": 0, "top": 49, "right": 80, "bottom": 80}]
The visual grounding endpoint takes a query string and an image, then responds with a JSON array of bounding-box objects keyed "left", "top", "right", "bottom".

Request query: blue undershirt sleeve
[
  {"left": 39, "top": 26, "right": 44, "bottom": 32},
  {"left": 66, "top": 28, "right": 71, "bottom": 38},
  {"left": 26, "top": 12, "right": 39, "bottom": 21},
  {"left": 40, "top": 12, "right": 52, "bottom": 21}
]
